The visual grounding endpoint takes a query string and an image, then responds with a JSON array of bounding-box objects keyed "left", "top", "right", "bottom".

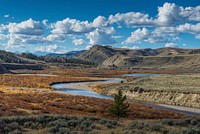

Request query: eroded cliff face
[{"left": 95, "top": 87, "right": 200, "bottom": 108}]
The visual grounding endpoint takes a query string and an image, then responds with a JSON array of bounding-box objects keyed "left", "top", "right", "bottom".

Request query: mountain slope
[{"left": 78, "top": 45, "right": 200, "bottom": 70}]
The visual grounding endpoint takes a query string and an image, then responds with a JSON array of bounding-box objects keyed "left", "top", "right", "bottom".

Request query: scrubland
[{"left": 0, "top": 69, "right": 198, "bottom": 133}]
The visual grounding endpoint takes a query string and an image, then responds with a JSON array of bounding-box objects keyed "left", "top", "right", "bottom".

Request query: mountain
[
  {"left": 0, "top": 64, "right": 10, "bottom": 74},
  {"left": 78, "top": 45, "right": 200, "bottom": 70},
  {"left": 34, "top": 51, "right": 48, "bottom": 56},
  {"left": 78, "top": 45, "right": 117, "bottom": 63},
  {"left": 0, "top": 50, "right": 39, "bottom": 64},
  {"left": 46, "top": 50, "right": 86, "bottom": 59}
]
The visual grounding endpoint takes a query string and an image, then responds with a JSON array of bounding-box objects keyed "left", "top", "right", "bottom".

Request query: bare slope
[{"left": 78, "top": 45, "right": 200, "bottom": 70}]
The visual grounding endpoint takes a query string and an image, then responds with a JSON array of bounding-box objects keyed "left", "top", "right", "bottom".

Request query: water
[
  {"left": 55, "top": 87, "right": 113, "bottom": 99},
  {"left": 51, "top": 73, "right": 200, "bottom": 116},
  {"left": 51, "top": 74, "right": 157, "bottom": 99},
  {"left": 123, "top": 74, "right": 160, "bottom": 77}
]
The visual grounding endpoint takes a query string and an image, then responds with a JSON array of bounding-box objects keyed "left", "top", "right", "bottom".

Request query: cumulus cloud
[
  {"left": 35, "top": 44, "right": 67, "bottom": 54},
  {"left": 46, "top": 34, "right": 65, "bottom": 42},
  {"left": 72, "top": 39, "right": 86, "bottom": 45},
  {"left": 93, "top": 16, "right": 109, "bottom": 27},
  {"left": 51, "top": 18, "right": 94, "bottom": 35},
  {"left": 109, "top": 12, "right": 154, "bottom": 27},
  {"left": 177, "top": 23, "right": 200, "bottom": 34},
  {"left": 165, "top": 43, "right": 178, "bottom": 48},
  {"left": 123, "top": 28, "right": 178, "bottom": 44},
  {"left": 7, "top": 18, "right": 44, "bottom": 36},
  {"left": 4, "top": 14, "right": 9, "bottom": 18},
  {"left": 122, "top": 28, "right": 150, "bottom": 44},
  {"left": 4, "top": 18, "right": 47, "bottom": 47},
  {"left": 156, "top": 3, "right": 200, "bottom": 26},
  {"left": 87, "top": 27, "right": 116, "bottom": 45},
  {"left": 1, "top": 3, "right": 200, "bottom": 51}
]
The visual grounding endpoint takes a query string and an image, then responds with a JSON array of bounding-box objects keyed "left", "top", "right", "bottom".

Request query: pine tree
[{"left": 109, "top": 89, "right": 130, "bottom": 121}]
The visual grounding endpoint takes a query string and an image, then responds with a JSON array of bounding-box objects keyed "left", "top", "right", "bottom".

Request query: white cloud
[
  {"left": 122, "top": 45, "right": 139, "bottom": 49},
  {"left": 85, "top": 45, "right": 92, "bottom": 50},
  {"left": 122, "top": 28, "right": 150, "bottom": 44},
  {"left": 156, "top": 3, "right": 200, "bottom": 26},
  {"left": 0, "top": 34, "right": 8, "bottom": 40},
  {"left": 72, "top": 39, "right": 86, "bottom": 45},
  {"left": 35, "top": 44, "right": 67, "bottom": 54},
  {"left": 87, "top": 27, "right": 116, "bottom": 45},
  {"left": 93, "top": 16, "right": 109, "bottom": 27},
  {"left": 156, "top": 3, "right": 181, "bottom": 26},
  {"left": 4, "top": 14, "right": 9, "bottom": 18},
  {"left": 0, "top": 24, "right": 8, "bottom": 33},
  {"left": 182, "top": 43, "right": 187, "bottom": 46},
  {"left": 46, "top": 34, "right": 65, "bottom": 42},
  {"left": 165, "top": 43, "right": 178, "bottom": 48},
  {"left": 177, "top": 23, "right": 200, "bottom": 34},
  {"left": 123, "top": 28, "right": 178, "bottom": 44},
  {"left": 109, "top": 12, "right": 154, "bottom": 27},
  {"left": 1, "top": 3, "right": 200, "bottom": 51},
  {"left": 112, "top": 35, "right": 123, "bottom": 39},
  {"left": 1, "top": 18, "right": 50, "bottom": 47},
  {"left": 7, "top": 18, "right": 44, "bottom": 36},
  {"left": 131, "top": 46, "right": 139, "bottom": 49},
  {"left": 51, "top": 18, "right": 94, "bottom": 35},
  {"left": 42, "top": 19, "right": 48, "bottom": 26}
]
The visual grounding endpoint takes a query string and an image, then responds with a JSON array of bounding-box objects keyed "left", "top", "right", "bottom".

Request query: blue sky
[{"left": 0, "top": 0, "right": 200, "bottom": 53}]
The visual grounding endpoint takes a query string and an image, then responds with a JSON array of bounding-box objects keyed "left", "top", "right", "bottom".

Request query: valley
[{"left": 0, "top": 45, "right": 200, "bottom": 133}]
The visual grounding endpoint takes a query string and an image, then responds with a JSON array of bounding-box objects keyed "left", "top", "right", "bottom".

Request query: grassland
[
  {"left": 0, "top": 74, "right": 104, "bottom": 89},
  {"left": 101, "top": 74, "right": 200, "bottom": 93},
  {"left": 0, "top": 87, "right": 184, "bottom": 119},
  {"left": 0, "top": 69, "right": 197, "bottom": 133},
  {"left": 96, "top": 74, "right": 200, "bottom": 108}
]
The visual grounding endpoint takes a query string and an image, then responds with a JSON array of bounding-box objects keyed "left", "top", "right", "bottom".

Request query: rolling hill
[{"left": 78, "top": 45, "right": 200, "bottom": 70}]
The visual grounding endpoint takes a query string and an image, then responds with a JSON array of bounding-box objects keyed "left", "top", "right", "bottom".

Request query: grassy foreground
[{"left": 0, "top": 115, "right": 200, "bottom": 134}]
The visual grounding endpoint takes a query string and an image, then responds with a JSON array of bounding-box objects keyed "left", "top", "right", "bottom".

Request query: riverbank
[{"left": 51, "top": 78, "right": 200, "bottom": 116}]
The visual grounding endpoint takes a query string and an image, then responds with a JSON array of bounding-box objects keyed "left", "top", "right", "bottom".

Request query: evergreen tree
[{"left": 109, "top": 89, "right": 130, "bottom": 121}]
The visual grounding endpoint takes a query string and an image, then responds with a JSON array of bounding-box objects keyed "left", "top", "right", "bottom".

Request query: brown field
[
  {"left": 0, "top": 74, "right": 104, "bottom": 89},
  {"left": 0, "top": 69, "right": 179, "bottom": 90},
  {"left": 0, "top": 88, "right": 185, "bottom": 120},
  {"left": 11, "top": 68, "right": 179, "bottom": 77}
]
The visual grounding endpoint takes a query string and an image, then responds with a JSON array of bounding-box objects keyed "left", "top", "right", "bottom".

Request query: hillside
[{"left": 78, "top": 45, "right": 200, "bottom": 70}]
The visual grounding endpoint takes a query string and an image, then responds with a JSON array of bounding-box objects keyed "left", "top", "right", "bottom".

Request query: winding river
[{"left": 52, "top": 74, "right": 200, "bottom": 116}]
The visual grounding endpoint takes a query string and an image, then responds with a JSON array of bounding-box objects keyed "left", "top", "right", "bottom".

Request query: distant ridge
[
  {"left": 46, "top": 50, "right": 86, "bottom": 59},
  {"left": 78, "top": 45, "right": 200, "bottom": 69}
]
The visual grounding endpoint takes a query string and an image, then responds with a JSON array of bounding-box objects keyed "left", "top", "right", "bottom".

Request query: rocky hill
[{"left": 78, "top": 45, "right": 200, "bottom": 70}]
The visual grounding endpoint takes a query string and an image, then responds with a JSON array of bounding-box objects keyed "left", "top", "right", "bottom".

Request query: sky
[{"left": 0, "top": 0, "right": 200, "bottom": 54}]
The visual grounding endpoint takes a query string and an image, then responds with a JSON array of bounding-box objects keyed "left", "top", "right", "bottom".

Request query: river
[{"left": 51, "top": 73, "right": 200, "bottom": 116}]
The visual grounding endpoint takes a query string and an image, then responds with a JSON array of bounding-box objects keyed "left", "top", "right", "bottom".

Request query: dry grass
[
  {"left": 100, "top": 74, "right": 200, "bottom": 93},
  {"left": 0, "top": 88, "right": 185, "bottom": 119},
  {"left": 11, "top": 69, "right": 178, "bottom": 77},
  {"left": 0, "top": 74, "right": 104, "bottom": 89}
]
